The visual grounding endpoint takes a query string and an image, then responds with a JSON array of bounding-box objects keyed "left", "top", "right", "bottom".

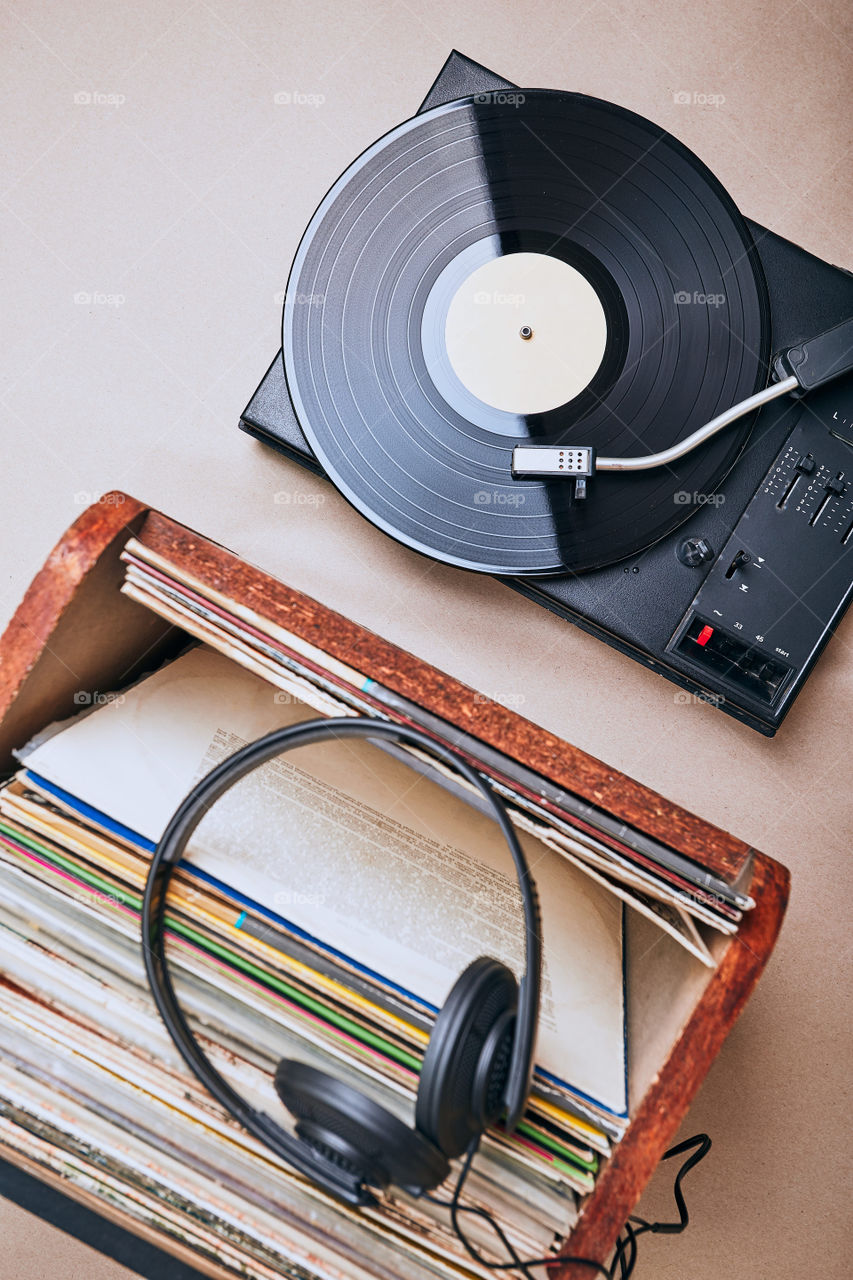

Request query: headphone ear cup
[
  {"left": 275, "top": 1059, "right": 449, "bottom": 1194},
  {"left": 415, "top": 957, "right": 518, "bottom": 1159}
]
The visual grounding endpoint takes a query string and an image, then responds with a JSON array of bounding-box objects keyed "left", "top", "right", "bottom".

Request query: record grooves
[{"left": 283, "top": 90, "right": 770, "bottom": 575}]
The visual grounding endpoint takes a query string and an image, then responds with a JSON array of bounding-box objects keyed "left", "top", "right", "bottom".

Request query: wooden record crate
[{"left": 0, "top": 494, "right": 789, "bottom": 1279}]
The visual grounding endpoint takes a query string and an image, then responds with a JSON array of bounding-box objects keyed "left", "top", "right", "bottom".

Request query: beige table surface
[{"left": 1, "top": 2, "right": 851, "bottom": 1277}]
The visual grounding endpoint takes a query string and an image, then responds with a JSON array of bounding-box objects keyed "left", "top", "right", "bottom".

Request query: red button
[{"left": 696, "top": 624, "right": 714, "bottom": 647}]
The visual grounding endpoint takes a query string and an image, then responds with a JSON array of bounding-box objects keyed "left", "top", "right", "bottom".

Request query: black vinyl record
[{"left": 283, "top": 90, "right": 770, "bottom": 576}]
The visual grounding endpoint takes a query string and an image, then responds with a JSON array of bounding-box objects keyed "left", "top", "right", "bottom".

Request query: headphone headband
[{"left": 141, "top": 716, "right": 542, "bottom": 1200}]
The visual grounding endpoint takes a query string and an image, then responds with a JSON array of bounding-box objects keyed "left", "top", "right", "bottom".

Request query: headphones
[{"left": 141, "top": 716, "right": 542, "bottom": 1207}]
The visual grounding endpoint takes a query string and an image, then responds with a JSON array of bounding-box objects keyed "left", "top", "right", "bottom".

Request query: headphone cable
[{"left": 423, "top": 1132, "right": 711, "bottom": 1278}]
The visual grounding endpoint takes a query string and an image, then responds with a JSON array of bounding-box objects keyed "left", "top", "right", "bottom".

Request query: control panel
[{"left": 668, "top": 403, "right": 853, "bottom": 727}]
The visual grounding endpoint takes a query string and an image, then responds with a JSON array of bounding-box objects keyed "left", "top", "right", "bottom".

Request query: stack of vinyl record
[
  {"left": 0, "top": 525, "right": 749, "bottom": 1279},
  {"left": 0, "top": 645, "right": 631, "bottom": 1279}
]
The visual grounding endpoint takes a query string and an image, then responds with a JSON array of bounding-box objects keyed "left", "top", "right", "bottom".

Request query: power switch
[
  {"left": 724, "top": 550, "right": 751, "bottom": 579},
  {"left": 674, "top": 616, "right": 793, "bottom": 705}
]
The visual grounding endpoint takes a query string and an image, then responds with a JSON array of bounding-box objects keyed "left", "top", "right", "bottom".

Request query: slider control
[
  {"left": 810, "top": 472, "right": 847, "bottom": 526},
  {"left": 778, "top": 454, "right": 815, "bottom": 509}
]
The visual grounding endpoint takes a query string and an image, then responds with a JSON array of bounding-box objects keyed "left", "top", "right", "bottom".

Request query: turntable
[{"left": 241, "top": 52, "right": 853, "bottom": 736}]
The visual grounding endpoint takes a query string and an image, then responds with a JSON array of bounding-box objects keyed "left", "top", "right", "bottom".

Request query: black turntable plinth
[{"left": 240, "top": 51, "right": 853, "bottom": 736}]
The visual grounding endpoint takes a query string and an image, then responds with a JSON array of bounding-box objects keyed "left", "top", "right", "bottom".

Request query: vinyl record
[{"left": 283, "top": 90, "right": 769, "bottom": 576}]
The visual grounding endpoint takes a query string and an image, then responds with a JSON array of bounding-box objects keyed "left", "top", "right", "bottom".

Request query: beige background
[{"left": 1, "top": 1, "right": 851, "bottom": 1276}]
